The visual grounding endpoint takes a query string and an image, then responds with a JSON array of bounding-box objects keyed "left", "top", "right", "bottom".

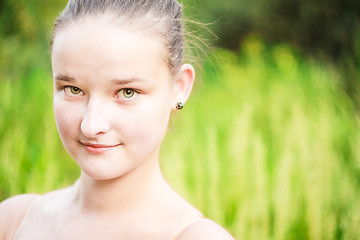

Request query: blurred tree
[
  {"left": 0, "top": 0, "right": 66, "bottom": 41},
  {"left": 184, "top": 0, "right": 359, "bottom": 58},
  {"left": 183, "top": 0, "right": 360, "bottom": 105}
]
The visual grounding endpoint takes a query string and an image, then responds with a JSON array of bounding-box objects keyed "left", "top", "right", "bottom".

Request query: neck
[{"left": 71, "top": 153, "right": 170, "bottom": 217}]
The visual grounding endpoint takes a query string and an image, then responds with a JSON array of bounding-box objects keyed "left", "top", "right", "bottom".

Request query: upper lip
[{"left": 79, "top": 141, "right": 121, "bottom": 148}]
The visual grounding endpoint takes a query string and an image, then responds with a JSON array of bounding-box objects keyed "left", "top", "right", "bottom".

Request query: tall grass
[
  {"left": 1, "top": 37, "right": 360, "bottom": 239},
  {"left": 162, "top": 37, "right": 360, "bottom": 239}
]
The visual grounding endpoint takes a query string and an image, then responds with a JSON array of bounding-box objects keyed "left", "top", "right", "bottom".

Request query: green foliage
[
  {"left": 161, "top": 37, "right": 360, "bottom": 239},
  {"left": 182, "top": 0, "right": 360, "bottom": 57},
  {"left": 182, "top": 0, "right": 360, "bottom": 106},
  {"left": 0, "top": 0, "right": 66, "bottom": 40},
  {"left": 1, "top": 36, "right": 360, "bottom": 239}
]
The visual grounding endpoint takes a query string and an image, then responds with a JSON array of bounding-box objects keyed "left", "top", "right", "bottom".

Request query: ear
[{"left": 172, "top": 63, "right": 195, "bottom": 110}]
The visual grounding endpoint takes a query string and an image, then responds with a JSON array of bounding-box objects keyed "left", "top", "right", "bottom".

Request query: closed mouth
[{"left": 79, "top": 141, "right": 121, "bottom": 153}]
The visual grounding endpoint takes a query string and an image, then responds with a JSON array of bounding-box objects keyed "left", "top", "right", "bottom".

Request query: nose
[{"left": 80, "top": 99, "right": 111, "bottom": 138}]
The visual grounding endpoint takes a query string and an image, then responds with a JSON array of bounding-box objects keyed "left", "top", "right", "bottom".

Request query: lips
[{"left": 79, "top": 141, "right": 121, "bottom": 154}]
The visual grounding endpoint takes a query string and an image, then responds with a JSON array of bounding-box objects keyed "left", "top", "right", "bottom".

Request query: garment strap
[{"left": 173, "top": 216, "right": 205, "bottom": 240}]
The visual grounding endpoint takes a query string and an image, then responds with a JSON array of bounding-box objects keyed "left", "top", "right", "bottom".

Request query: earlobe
[{"left": 173, "top": 63, "right": 195, "bottom": 110}]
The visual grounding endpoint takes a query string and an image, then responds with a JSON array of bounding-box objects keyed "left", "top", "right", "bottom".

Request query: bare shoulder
[
  {"left": 177, "top": 218, "right": 234, "bottom": 240},
  {"left": 0, "top": 194, "right": 40, "bottom": 239},
  {"left": 0, "top": 194, "right": 39, "bottom": 223}
]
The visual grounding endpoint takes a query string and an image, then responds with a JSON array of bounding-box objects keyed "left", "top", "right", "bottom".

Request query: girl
[{"left": 0, "top": 0, "right": 234, "bottom": 239}]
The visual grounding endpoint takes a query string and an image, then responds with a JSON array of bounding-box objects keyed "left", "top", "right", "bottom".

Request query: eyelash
[
  {"left": 60, "top": 85, "right": 140, "bottom": 101},
  {"left": 62, "top": 86, "right": 84, "bottom": 96},
  {"left": 115, "top": 88, "right": 140, "bottom": 101}
]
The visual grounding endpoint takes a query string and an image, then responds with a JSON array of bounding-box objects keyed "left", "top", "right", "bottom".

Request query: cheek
[
  {"left": 53, "top": 98, "right": 81, "bottom": 141},
  {"left": 122, "top": 96, "right": 172, "bottom": 150}
]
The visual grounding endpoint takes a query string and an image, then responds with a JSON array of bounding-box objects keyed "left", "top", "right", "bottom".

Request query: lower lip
[{"left": 82, "top": 144, "right": 120, "bottom": 154}]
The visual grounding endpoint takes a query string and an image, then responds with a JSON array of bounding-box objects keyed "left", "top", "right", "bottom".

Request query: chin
[
  {"left": 75, "top": 155, "right": 139, "bottom": 181},
  {"left": 80, "top": 165, "right": 126, "bottom": 181}
]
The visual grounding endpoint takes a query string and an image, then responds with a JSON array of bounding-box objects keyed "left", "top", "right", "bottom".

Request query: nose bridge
[{"left": 81, "top": 97, "right": 111, "bottom": 138}]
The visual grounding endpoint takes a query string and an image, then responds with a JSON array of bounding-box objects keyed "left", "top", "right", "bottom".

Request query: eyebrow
[
  {"left": 54, "top": 75, "right": 149, "bottom": 85},
  {"left": 111, "top": 78, "right": 148, "bottom": 85},
  {"left": 54, "top": 74, "right": 76, "bottom": 82}
]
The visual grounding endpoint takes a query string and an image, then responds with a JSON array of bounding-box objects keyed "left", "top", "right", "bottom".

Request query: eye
[
  {"left": 114, "top": 88, "right": 140, "bottom": 102},
  {"left": 64, "top": 86, "right": 83, "bottom": 96},
  {"left": 70, "top": 87, "right": 82, "bottom": 95},
  {"left": 120, "top": 89, "right": 135, "bottom": 98}
]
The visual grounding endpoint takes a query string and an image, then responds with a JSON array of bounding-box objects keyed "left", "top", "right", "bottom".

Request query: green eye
[
  {"left": 122, "top": 89, "right": 135, "bottom": 98},
  {"left": 70, "top": 87, "right": 82, "bottom": 95}
]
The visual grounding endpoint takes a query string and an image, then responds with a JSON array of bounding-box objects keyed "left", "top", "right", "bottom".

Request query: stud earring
[{"left": 176, "top": 102, "right": 184, "bottom": 110}]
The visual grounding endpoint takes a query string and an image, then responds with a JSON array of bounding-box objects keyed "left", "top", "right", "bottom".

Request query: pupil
[
  {"left": 124, "top": 89, "right": 134, "bottom": 98},
  {"left": 71, "top": 87, "right": 80, "bottom": 94}
]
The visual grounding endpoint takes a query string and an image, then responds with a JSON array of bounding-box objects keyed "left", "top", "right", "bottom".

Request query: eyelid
[
  {"left": 115, "top": 88, "right": 140, "bottom": 101},
  {"left": 62, "top": 85, "right": 85, "bottom": 96}
]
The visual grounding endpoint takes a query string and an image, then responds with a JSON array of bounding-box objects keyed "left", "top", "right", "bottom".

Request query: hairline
[{"left": 51, "top": 11, "right": 178, "bottom": 76}]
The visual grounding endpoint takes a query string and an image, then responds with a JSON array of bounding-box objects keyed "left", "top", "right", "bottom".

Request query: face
[{"left": 52, "top": 15, "right": 176, "bottom": 180}]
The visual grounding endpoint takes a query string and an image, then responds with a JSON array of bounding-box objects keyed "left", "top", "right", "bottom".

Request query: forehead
[{"left": 51, "top": 15, "right": 170, "bottom": 81}]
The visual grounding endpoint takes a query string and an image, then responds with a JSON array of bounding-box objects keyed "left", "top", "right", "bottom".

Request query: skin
[{"left": 0, "top": 14, "right": 234, "bottom": 240}]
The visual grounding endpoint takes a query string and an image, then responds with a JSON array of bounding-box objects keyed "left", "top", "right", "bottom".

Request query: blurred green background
[{"left": 1, "top": 0, "right": 360, "bottom": 239}]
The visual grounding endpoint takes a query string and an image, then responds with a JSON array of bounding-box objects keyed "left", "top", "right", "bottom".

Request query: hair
[{"left": 50, "top": 0, "right": 185, "bottom": 74}]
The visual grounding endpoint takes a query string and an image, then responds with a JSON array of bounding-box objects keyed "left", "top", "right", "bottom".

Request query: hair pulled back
[{"left": 51, "top": 0, "right": 184, "bottom": 74}]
